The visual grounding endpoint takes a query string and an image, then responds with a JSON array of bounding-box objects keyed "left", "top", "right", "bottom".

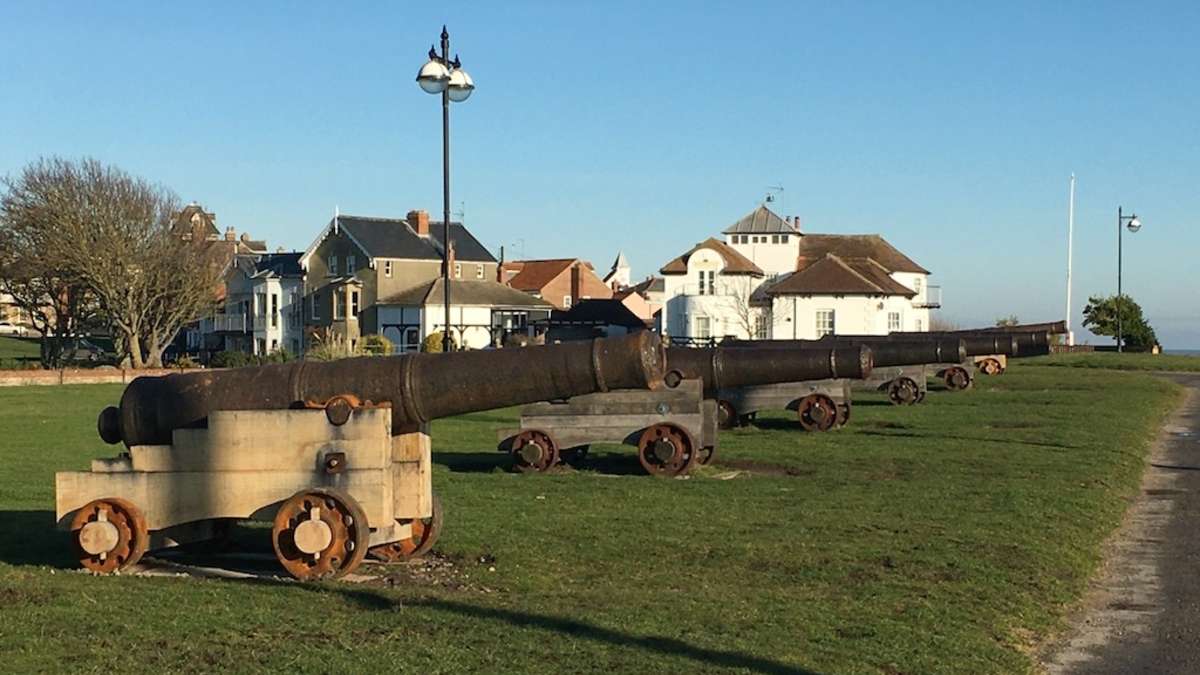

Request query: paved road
[{"left": 1043, "top": 374, "right": 1200, "bottom": 674}]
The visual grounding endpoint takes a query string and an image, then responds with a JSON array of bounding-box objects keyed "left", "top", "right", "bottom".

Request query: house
[
  {"left": 658, "top": 205, "right": 938, "bottom": 342},
  {"left": 544, "top": 298, "right": 650, "bottom": 342},
  {"left": 602, "top": 251, "right": 632, "bottom": 290},
  {"left": 613, "top": 276, "right": 664, "bottom": 324},
  {"left": 190, "top": 252, "right": 306, "bottom": 356},
  {"left": 301, "top": 209, "right": 551, "bottom": 351},
  {"left": 499, "top": 258, "right": 613, "bottom": 310}
]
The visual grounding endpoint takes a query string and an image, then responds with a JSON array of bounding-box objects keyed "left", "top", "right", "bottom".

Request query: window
[
  {"left": 329, "top": 256, "right": 338, "bottom": 276},
  {"left": 563, "top": 295, "right": 572, "bottom": 309},
  {"left": 476, "top": 264, "right": 484, "bottom": 279},
  {"left": 781, "top": 235, "right": 789, "bottom": 243},
  {"left": 772, "top": 235, "right": 779, "bottom": 244},
  {"left": 404, "top": 328, "right": 420, "bottom": 352},
  {"left": 384, "top": 260, "right": 393, "bottom": 278},
  {"left": 888, "top": 311, "right": 901, "bottom": 332},
  {"left": 346, "top": 255, "right": 356, "bottom": 274},
  {"left": 311, "top": 293, "right": 319, "bottom": 320},
  {"left": 270, "top": 339, "right": 278, "bottom": 352},
  {"left": 334, "top": 292, "right": 345, "bottom": 320},
  {"left": 696, "top": 270, "right": 715, "bottom": 296},
  {"left": 351, "top": 291, "right": 360, "bottom": 318},
  {"left": 271, "top": 293, "right": 279, "bottom": 328},
  {"left": 257, "top": 292, "right": 267, "bottom": 316},
  {"left": 291, "top": 339, "right": 300, "bottom": 355},
  {"left": 816, "top": 310, "right": 835, "bottom": 337},
  {"left": 694, "top": 316, "right": 711, "bottom": 339},
  {"left": 454, "top": 263, "right": 462, "bottom": 279},
  {"left": 915, "top": 319, "right": 923, "bottom": 332},
  {"left": 913, "top": 277, "right": 923, "bottom": 294},
  {"left": 755, "top": 313, "right": 769, "bottom": 339}
]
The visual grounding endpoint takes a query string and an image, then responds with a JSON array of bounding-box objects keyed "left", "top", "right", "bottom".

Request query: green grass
[
  {"left": 0, "top": 335, "right": 40, "bottom": 366},
  {"left": 0, "top": 367, "right": 1182, "bottom": 674},
  {"left": 1022, "top": 351, "right": 1200, "bottom": 372}
]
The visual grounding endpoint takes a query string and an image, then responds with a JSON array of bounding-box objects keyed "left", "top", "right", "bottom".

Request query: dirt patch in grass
[
  {"left": 371, "top": 552, "right": 502, "bottom": 594},
  {"left": 713, "top": 458, "right": 817, "bottom": 476}
]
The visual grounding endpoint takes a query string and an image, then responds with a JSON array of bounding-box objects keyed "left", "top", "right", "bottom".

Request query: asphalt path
[{"left": 1042, "top": 373, "right": 1200, "bottom": 674}]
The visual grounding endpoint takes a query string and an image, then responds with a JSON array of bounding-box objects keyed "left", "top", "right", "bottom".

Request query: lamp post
[
  {"left": 1116, "top": 206, "right": 1142, "bottom": 352},
  {"left": 416, "top": 26, "right": 475, "bottom": 352}
]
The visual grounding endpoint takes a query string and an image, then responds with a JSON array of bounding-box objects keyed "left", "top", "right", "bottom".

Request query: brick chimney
[
  {"left": 571, "top": 261, "right": 582, "bottom": 301},
  {"left": 407, "top": 209, "right": 430, "bottom": 236},
  {"left": 224, "top": 227, "right": 236, "bottom": 242}
]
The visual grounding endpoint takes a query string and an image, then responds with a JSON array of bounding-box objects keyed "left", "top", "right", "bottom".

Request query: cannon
[
  {"left": 57, "top": 333, "right": 666, "bottom": 580},
  {"left": 725, "top": 337, "right": 966, "bottom": 407},
  {"left": 497, "top": 344, "right": 872, "bottom": 475},
  {"left": 890, "top": 324, "right": 1060, "bottom": 375}
]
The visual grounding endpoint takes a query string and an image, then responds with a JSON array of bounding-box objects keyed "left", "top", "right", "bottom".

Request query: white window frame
[
  {"left": 694, "top": 315, "right": 711, "bottom": 339},
  {"left": 888, "top": 311, "right": 901, "bottom": 332},
  {"left": 476, "top": 264, "right": 484, "bottom": 279},
  {"left": 346, "top": 255, "right": 356, "bottom": 274},
  {"left": 333, "top": 292, "right": 345, "bottom": 320},
  {"left": 563, "top": 295, "right": 572, "bottom": 309},
  {"left": 754, "top": 313, "right": 769, "bottom": 339},
  {"left": 351, "top": 290, "right": 360, "bottom": 318},
  {"left": 329, "top": 256, "right": 338, "bottom": 276},
  {"left": 384, "top": 260, "right": 393, "bottom": 278},
  {"left": 310, "top": 292, "right": 319, "bottom": 320},
  {"left": 914, "top": 277, "right": 923, "bottom": 294},
  {"left": 816, "top": 309, "right": 835, "bottom": 338},
  {"left": 454, "top": 263, "right": 462, "bottom": 279}
]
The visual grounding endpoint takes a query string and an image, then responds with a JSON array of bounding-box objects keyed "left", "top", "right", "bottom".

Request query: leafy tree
[
  {"left": 995, "top": 315, "right": 1020, "bottom": 327},
  {"left": 1082, "top": 294, "right": 1158, "bottom": 350},
  {"left": 422, "top": 331, "right": 455, "bottom": 353}
]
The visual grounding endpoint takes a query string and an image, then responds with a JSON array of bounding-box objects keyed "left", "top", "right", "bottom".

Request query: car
[
  {"left": 0, "top": 322, "right": 30, "bottom": 337},
  {"left": 63, "top": 337, "right": 109, "bottom": 363}
]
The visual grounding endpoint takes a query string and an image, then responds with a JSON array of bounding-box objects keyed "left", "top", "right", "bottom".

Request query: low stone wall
[
  {"left": 1050, "top": 345, "right": 1097, "bottom": 354},
  {"left": 0, "top": 368, "right": 204, "bottom": 387}
]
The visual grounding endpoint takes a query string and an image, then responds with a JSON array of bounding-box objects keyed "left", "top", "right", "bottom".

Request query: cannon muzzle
[
  {"left": 99, "top": 332, "right": 666, "bottom": 447},
  {"left": 664, "top": 345, "right": 872, "bottom": 393}
]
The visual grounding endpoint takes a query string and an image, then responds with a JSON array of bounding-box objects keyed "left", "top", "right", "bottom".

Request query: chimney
[
  {"left": 224, "top": 227, "right": 236, "bottom": 242},
  {"left": 407, "top": 209, "right": 430, "bottom": 236},
  {"left": 571, "top": 261, "right": 582, "bottom": 301},
  {"left": 793, "top": 215, "right": 802, "bottom": 232},
  {"left": 443, "top": 240, "right": 457, "bottom": 278},
  {"left": 497, "top": 245, "right": 505, "bottom": 282}
]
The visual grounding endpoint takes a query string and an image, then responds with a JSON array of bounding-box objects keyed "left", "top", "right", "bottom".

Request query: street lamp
[
  {"left": 1116, "top": 206, "right": 1142, "bottom": 353},
  {"left": 416, "top": 26, "right": 474, "bottom": 352}
]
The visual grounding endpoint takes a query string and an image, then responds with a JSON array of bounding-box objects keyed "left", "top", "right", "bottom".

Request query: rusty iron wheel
[
  {"left": 70, "top": 497, "right": 149, "bottom": 574},
  {"left": 511, "top": 429, "right": 559, "bottom": 473},
  {"left": 797, "top": 394, "right": 838, "bottom": 432},
  {"left": 637, "top": 424, "right": 696, "bottom": 477},
  {"left": 887, "top": 377, "right": 920, "bottom": 406},
  {"left": 944, "top": 367, "right": 971, "bottom": 391},
  {"left": 369, "top": 494, "right": 444, "bottom": 563},
  {"left": 272, "top": 487, "right": 369, "bottom": 581},
  {"left": 716, "top": 401, "right": 739, "bottom": 430},
  {"left": 980, "top": 358, "right": 1002, "bottom": 376},
  {"left": 835, "top": 403, "right": 852, "bottom": 428},
  {"left": 695, "top": 444, "right": 716, "bottom": 466}
]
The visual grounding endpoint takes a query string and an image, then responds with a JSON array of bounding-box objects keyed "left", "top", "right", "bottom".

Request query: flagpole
[{"left": 1066, "top": 174, "right": 1075, "bottom": 346}]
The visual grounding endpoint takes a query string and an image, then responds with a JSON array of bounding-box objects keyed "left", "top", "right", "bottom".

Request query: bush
[
  {"left": 174, "top": 355, "right": 202, "bottom": 369},
  {"left": 359, "top": 334, "right": 394, "bottom": 356},
  {"left": 260, "top": 349, "right": 293, "bottom": 364},
  {"left": 422, "top": 331, "right": 456, "bottom": 353},
  {"left": 209, "top": 350, "right": 253, "bottom": 368}
]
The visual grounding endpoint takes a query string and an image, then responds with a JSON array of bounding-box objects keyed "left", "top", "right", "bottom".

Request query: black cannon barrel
[
  {"left": 829, "top": 332, "right": 1050, "bottom": 358},
  {"left": 892, "top": 326, "right": 1056, "bottom": 357},
  {"left": 99, "top": 332, "right": 666, "bottom": 447},
  {"left": 733, "top": 337, "right": 965, "bottom": 367},
  {"left": 664, "top": 345, "right": 872, "bottom": 394}
]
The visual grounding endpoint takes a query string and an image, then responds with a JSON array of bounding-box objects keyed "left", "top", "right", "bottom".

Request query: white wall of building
[
  {"left": 662, "top": 246, "right": 766, "bottom": 340},
  {"left": 769, "top": 293, "right": 927, "bottom": 339},
  {"left": 378, "top": 304, "right": 496, "bottom": 352},
  {"left": 725, "top": 234, "right": 799, "bottom": 276}
]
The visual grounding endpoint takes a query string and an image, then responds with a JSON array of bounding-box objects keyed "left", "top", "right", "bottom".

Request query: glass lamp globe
[
  {"left": 447, "top": 68, "right": 475, "bottom": 102},
  {"left": 416, "top": 60, "right": 450, "bottom": 94},
  {"left": 1126, "top": 216, "right": 1141, "bottom": 233}
]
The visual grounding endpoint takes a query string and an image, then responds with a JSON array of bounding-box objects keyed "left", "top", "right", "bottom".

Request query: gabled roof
[
  {"left": 660, "top": 238, "right": 764, "bottom": 276},
  {"left": 722, "top": 205, "right": 799, "bottom": 235},
  {"left": 550, "top": 299, "right": 648, "bottom": 328},
  {"left": 503, "top": 259, "right": 577, "bottom": 292},
  {"left": 241, "top": 252, "right": 303, "bottom": 278},
  {"left": 379, "top": 278, "right": 554, "bottom": 309},
  {"left": 301, "top": 214, "right": 497, "bottom": 268},
  {"left": 796, "top": 234, "right": 928, "bottom": 274},
  {"left": 171, "top": 203, "right": 219, "bottom": 239},
  {"left": 765, "top": 254, "right": 916, "bottom": 297}
]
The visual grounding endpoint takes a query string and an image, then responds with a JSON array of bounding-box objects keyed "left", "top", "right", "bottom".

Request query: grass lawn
[
  {"left": 0, "top": 366, "right": 1181, "bottom": 674},
  {"left": 1021, "top": 351, "right": 1200, "bottom": 372},
  {"left": 0, "top": 335, "right": 40, "bottom": 365}
]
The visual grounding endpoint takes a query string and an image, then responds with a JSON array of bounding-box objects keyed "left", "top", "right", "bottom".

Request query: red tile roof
[
  {"left": 765, "top": 254, "right": 916, "bottom": 297},
  {"left": 795, "top": 234, "right": 928, "bottom": 274},
  {"left": 659, "top": 238, "right": 764, "bottom": 276}
]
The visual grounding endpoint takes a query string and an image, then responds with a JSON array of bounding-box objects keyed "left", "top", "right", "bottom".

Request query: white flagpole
[{"left": 1066, "top": 174, "right": 1076, "bottom": 346}]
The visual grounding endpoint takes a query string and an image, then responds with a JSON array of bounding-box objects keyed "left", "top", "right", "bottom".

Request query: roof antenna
[{"left": 765, "top": 184, "right": 784, "bottom": 208}]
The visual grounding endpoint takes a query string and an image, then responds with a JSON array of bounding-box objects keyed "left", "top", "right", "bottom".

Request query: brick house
[{"left": 499, "top": 258, "right": 614, "bottom": 310}]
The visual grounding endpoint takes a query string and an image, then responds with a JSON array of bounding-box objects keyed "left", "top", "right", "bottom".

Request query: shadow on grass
[
  {"left": 336, "top": 589, "right": 818, "bottom": 675},
  {"left": 434, "top": 451, "right": 649, "bottom": 477},
  {"left": 0, "top": 510, "right": 76, "bottom": 568},
  {"left": 1151, "top": 463, "right": 1200, "bottom": 472}
]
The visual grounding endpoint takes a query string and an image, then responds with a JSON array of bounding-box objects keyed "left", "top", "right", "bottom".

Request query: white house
[
  {"left": 190, "top": 252, "right": 306, "bottom": 356},
  {"left": 659, "top": 206, "right": 939, "bottom": 342},
  {"left": 376, "top": 278, "right": 553, "bottom": 351}
]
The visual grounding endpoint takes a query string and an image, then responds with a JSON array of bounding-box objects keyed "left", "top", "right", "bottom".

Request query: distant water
[{"left": 1164, "top": 350, "right": 1200, "bottom": 357}]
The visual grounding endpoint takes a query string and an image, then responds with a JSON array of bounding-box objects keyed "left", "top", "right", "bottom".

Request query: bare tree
[
  {"left": 722, "top": 276, "right": 779, "bottom": 339},
  {"left": 0, "top": 164, "right": 102, "bottom": 367},
  {"left": 2, "top": 158, "right": 220, "bottom": 368},
  {"left": 929, "top": 315, "right": 961, "bottom": 332}
]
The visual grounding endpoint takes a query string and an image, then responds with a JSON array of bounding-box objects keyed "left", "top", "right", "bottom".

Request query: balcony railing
[
  {"left": 913, "top": 285, "right": 942, "bottom": 309},
  {"left": 200, "top": 313, "right": 250, "bottom": 333}
]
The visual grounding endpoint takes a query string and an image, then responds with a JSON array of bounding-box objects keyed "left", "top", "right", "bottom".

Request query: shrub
[
  {"left": 174, "top": 355, "right": 202, "bottom": 369},
  {"left": 422, "top": 331, "right": 456, "bottom": 353},
  {"left": 209, "top": 350, "right": 253, "bottom": 368},
  {"left": 359, "top": 334, "right": 394, "bottom": 356}
]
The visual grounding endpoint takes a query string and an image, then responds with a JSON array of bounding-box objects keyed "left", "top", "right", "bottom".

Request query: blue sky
[{"left": 2, "top": 2, "right": 1197, "bottom": 346}]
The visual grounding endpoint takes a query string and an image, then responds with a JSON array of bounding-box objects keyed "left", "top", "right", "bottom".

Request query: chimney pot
[
  {"left": 224, "top": 227, "right": 236, "bottom": 242},
  {"left": 407, "top": 209, "right": 431, "bottom": 236}
]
